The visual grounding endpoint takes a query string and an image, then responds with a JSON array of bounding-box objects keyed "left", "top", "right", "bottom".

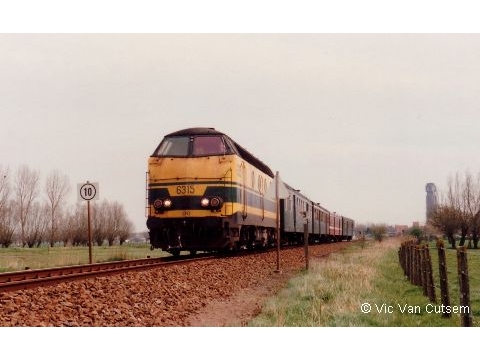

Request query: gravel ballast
[{"left": 0, "top": 242, "right": 350, "bottom": 327}]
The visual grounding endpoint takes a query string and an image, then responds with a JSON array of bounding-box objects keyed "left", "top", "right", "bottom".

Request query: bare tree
[
  {"left": 14, "top": 165, "right": 40, "bottom": 247},
  {"left": 92, "top": 200, "right": 107, "bottom": 246},
  {"left": 118, "top": 216, "right": 134, "bottom": 245},
  {"left": 67, "top": 204, "right": 89, "bottom": 246},
  {"left": 429, "top": 200, "right": 461, "bottom": 249},
  {"left": 463, "top": 171, "right": 480, "bottom": 248},
  {"left": 111, "top": 202, "right": 133, "bottom": 245},
  {"left": 103, "top": 200, "right": 116, "bottom": 246},
  {"left": 24, "top": 202, "right": 49, "bottom": 248},
  {"left": 53, "top": 210, "right": 70, "bottom": 247},
  {"left": 432, "top": 170, "right": 480, "bottom": 248},
  {"left": 0, "top": 204, "right": 15, "bottom": 247},
  {"left": 450, "top": 172, "right": 470, "bottom": 246},
  {"left": 45, "top": 170, "right": 70, "bottom": 246},
  {"left": 102, "top": 200, "right": 133, "bottom": 246},
  {"left": 0, "top": 166, "right": 9, "bottom": 214},
  {"left": 106, "top": 201, "right": 119, "bottom": 246},
  {"left": 0, "top": 168, "right": 15, "bottom": 247}
]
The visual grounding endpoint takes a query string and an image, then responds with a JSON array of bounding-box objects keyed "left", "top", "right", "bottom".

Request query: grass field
[
  {"left": 249, "top": 237, "right": 479, "bottom": 327},
  {"left": 0, "top": 243, "right": 169, "bottom": 272}
]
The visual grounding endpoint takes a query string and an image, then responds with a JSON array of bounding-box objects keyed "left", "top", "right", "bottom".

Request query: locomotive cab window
[
  {"left": 192, "top": 136, "right": 231, "bottom": 156},
  {"left": 153, "top": 136, "right": 190, "bottom": 157}
]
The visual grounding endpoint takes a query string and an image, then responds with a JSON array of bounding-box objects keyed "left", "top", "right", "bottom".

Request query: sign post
[{"left": 78, "top": 181, "right": 99, "bottom": 264}]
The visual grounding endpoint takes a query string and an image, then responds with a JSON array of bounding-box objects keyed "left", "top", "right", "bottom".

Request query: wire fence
[{"left": 398, "top": 238, "right": 473, "bottom": 327}]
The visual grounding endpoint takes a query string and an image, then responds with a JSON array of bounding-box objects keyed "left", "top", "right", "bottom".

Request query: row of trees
[
  {"left": 0, "top": 165, "right": 133, "bottom": 248},
  {"left": 429, "top": 170, "right": 480, "bottom": 249}
]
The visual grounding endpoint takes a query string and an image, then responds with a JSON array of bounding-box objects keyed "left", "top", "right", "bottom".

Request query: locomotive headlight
[
  {"left": 153, "top": 199, "right": 163, "bottom": 209},
  {"left": 200, "top": 197, "right": 210, "bottom": 207},
  {"left": 210, "top": 196, "right": 223, "bottom": 208},
  {"left": 163, "top": 198, "right": 172, "bottom": 208}
]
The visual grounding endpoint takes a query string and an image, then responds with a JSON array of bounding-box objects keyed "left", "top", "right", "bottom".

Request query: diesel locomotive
[{"left": 146, "top": 127, "right": 353, "bottom": 256}]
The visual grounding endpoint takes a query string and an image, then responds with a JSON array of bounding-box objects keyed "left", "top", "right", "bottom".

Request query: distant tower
[{"left": 426, "top": 183, "right": 438, "bottom": 222}]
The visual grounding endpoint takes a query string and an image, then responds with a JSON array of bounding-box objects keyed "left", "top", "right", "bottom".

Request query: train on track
[{"left": 146, "top": 127, "right": 354, "bottom": 256}]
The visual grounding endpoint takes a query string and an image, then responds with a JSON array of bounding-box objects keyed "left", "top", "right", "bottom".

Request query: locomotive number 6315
[{"left": 176, "top": 185, "right": 195, "bottom": 195}]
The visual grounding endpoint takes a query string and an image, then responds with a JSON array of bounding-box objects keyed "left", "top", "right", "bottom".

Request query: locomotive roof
[
  {"left": 166, "top": 127, "right": 222, "bottom": 137},
  {"left": 164, "top": 127, "right": 274, "bottom": 177}
]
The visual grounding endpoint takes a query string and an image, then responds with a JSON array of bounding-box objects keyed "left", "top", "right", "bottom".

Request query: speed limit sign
[
  {"left": 78, "top": 181, "right": 99, "bottom": 201},
  {"left": 77, "top": 181, "right": 99, "bottom": 264}
]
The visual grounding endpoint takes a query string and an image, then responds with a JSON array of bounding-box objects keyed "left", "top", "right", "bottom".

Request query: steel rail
[
  {"left": 0, "top": 255, "right": 215, "bottom": 293},
  {"left": 0, "top": 241, "right": 350, "bottom": 293}
]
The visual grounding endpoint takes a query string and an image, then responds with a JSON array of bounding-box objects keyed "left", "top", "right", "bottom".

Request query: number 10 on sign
[{"left": 78, "top": 182, "right": 99, "bottom": 202}]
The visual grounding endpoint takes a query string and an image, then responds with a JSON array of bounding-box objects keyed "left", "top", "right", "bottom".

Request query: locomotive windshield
[
  {"left": 192, "top": 136, "right": 229, "bottom": 156},
  {"left": 153, "top": 135, "right": 233, "bottom": 157},
  {"left": 154, "top": 136, "right": 190, "bottom": 157}
]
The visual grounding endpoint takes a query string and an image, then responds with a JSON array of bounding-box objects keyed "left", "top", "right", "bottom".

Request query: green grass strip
[{"left": 250, "top": 238, "right": 476, "bottom": 327}]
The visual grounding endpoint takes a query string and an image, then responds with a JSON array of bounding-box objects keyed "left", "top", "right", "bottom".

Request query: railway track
[
  {"left": 0, "top": 242, "right": 353, "bottom": 326},
  {"left": 0, "top": 254, "right": 215, "bottom": 293},
  {"left": 0, "top": 241, "right": 347, "bottom": 293}
]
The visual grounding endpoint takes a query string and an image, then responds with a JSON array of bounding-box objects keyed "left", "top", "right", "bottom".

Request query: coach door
[{"left": 292, "top": 194, "right": 297, "bottom": 232}]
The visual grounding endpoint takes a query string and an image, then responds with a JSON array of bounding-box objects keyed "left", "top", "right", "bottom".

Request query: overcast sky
[{"left": 2, "top": 33, "right": 480, "bottom": 232}]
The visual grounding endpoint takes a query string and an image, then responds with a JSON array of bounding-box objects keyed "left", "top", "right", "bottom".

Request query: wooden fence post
[
  {"left": 409, "top": 240, "right": 414, "bottom": 283},
  {"left": 436, "top": 240, "right": 451, "bottom": 318},
  {"left": 424, "top": 244, "right": 436, "bottom": 303},
  {"left": 412, "top": 244, "right": 417, "bottom": 285},
  {"left": 420, "top": 244, "right": 428, "bottom": 296},
  {"left": 457, "top": 246, "right": 472, "bottom": 327},
  {"left": 404, "top": 241, "right": 410, "bottom": 280},
  {"left": 399, "top": 244, "right": 407, "bottom": 277},
  {"left": 414, "top": 245, "right": 422, "bottom": 286}
]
